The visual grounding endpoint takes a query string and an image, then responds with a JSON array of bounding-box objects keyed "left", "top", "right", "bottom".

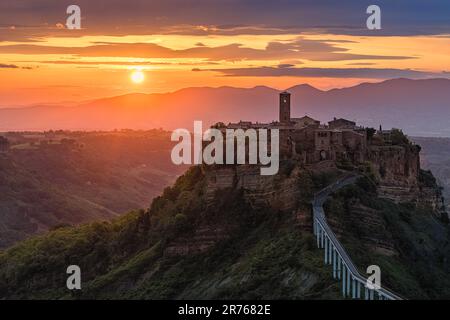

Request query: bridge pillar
[
  {"left": 332, "top": 249, "right": 337, "bottom": 278},
  {"left": 316, "top": 225, "right": 320, "bottom": 248},
  {"left": 346, "top": 268, "right": 351, "bottom": 296},
  {"left": 324, "top": 236, "right": 328, "bottom": 263},
  {"left": 342, "top": 267, "right": 346, "bottom": 297},
  {"left": 352, "top": 278, "right": 356, "bottom": 299},
  {"left": 328, "top": 243, "right": 333, "bottom": 265},
  {"left": 321, "top": 228, "right": 324, "bottom": 248},
  {"left": 337, "top": 257, "right": 341, "bottom": 279},
  {"left": 357, "top": 281, "right": 361, "bottom": 299}
]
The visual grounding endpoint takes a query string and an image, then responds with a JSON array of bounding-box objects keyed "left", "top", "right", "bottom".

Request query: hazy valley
[{"left": 0, "top": 130, "right": 186, "bottom": 248}]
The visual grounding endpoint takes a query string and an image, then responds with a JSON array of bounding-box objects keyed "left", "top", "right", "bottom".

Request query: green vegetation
[
  {"left": 390, "top": 129, "right": 410, "bottom": 145},
  {"left": 0, "top": 165, "right": 344, "bottom": 299},
  {"left": 419, "top": 169, "right": 438, "bottom": 188},
  {"left": 366, "top": 128, "right": 376, "bottom": 140}
]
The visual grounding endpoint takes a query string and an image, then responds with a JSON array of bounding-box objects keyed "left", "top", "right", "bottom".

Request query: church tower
[{"left": 279, "top": 91, "right": 291, "bottom": 124}]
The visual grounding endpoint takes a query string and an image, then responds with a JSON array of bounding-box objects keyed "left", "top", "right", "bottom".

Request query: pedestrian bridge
[{"left": 312, "top": 175, "right": 403, "bottom": 300}]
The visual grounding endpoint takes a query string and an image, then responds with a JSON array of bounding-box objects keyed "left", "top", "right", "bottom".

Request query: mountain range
[{"left": 1, "top": 78, "right": 449, "bottom": 137}]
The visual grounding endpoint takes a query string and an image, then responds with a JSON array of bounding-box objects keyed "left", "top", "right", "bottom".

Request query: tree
[
  {"left": 390, "top": 129, "right": 409, "bottom": 145},
  {"left": 0, "top": 136, "right": 10, "bottom": 152},
  {"left": 366, "top": 128, "right": 376, "bottom": 140}
]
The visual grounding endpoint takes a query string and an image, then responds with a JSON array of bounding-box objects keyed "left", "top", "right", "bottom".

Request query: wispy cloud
[
  {"left": 200, "top": 66, "right": 450, "bottom": 79},
  {"left": 0, "top": 63, "right": 18, "bottom": 68}
]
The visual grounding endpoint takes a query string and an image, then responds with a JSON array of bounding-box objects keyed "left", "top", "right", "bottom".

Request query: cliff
[
  {"left": 367, "top": 142, "right": 447, "bottom": 221},
  {"left": 413, "top": 136, "right": 450, "bottom": 214},
  {"left": 204, "top": 163, "right": 302, "bottom": 212}
]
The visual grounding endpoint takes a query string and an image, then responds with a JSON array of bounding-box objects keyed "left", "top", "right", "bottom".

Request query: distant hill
[{"left": 1, "top": 78, "right": 449, "bottom": 137}]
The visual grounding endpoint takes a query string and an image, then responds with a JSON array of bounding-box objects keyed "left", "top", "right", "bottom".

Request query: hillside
[
  {"left": 0, "top": 78, "right": 449, "bottom": 137},
  {"left": 0, "top": 162, "right": 449, "bottom": 299},
  {"left": 0, "top": 130, "right": 186, "bottom": 249},
  {"left": 0, "top": 165, "right": 337, "bottom": 299},
  {"left": 325, "top": 176, "right": 450, "bottom": 299}
]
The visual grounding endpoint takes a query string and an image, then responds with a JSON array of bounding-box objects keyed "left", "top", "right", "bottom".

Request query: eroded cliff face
[
  {"left": 164, "top": 163, "right": 314, "bottom": 257},
  {"left": 204, "top": 164, "right": 303, "bottom": 212},
  {"left": 366, "top": 144, "right": 447, "bottom": 220},
  {"left": 369, "top": 145, "right": 419, "bottom": 187}
]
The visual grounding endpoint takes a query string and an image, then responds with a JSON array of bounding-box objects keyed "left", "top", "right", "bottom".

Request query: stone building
[
  {"left": 328, "top": 118, "right": 356, "bottom": 130},
  {"left": 222, "top": 91, "right": 370, "bottom": 165}
]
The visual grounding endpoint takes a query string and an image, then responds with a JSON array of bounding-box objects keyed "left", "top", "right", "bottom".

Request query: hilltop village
[
  {"left": 204, "top": 92, "right": 445, "bottom": 215},
  {"left": 214, "top": 92, "right": 420, "bottom": 187}
]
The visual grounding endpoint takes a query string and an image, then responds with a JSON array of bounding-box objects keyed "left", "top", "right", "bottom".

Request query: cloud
[
  {"left": 200, "top": 66, "right": 450, "bottom": 79},
  {"left": 0, "top": 38, "right": 415, "bottom": 62},
  {"left": 0, "top": 0, "right": 448, "bottom": 42},
  {"left": 20, "top": 60, "right": 219, "bottom": 66},
  {"left": 278, "top": 64, "right": 296, "bottom": 68},
  {"left": 0, "top": 63, "right": 18, "bottom": 68},
  {"left": 346, "top": 62, "right": 377, "bottom": 66}
]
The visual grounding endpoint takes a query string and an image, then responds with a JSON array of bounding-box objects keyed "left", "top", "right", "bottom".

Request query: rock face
[
  {"left": 368, "top": 144, "right": 422, "bottom": 203},
  {"left": 419, "top": 184, "right": 448, "bottom": 221},
  {"left": 165, "top": 225, "right": 232, "bottom": 257},
  {"left": 367, "top": 143, "right": 447, "bottom": 220},
  {"left": 369, "top": 145, "right": 420, "bottom": 187},
  {"left": 164, "top": 163, "right": 308, "bottom": 257},
  {"left": 327, "top": 200, "right": 397, "bottom": 257},
  {"left": 204, "top": 164, "right": 302, "bottom": 212}
]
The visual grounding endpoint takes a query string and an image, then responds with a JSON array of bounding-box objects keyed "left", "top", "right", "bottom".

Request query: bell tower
[{"left": 279, "top": 91, "right": 291, "bottom": 124}]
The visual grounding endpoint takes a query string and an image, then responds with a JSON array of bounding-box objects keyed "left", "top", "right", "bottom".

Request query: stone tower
[{"left": 279, "top": 91, "right": 291, "bottom": 124}]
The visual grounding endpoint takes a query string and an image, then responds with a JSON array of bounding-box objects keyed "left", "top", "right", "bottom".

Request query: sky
[{"left": 0, "top": 0, "right": 449, "bottom": 107}]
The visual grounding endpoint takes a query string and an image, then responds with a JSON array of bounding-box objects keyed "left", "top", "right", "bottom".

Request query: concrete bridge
[{"left": 312, "top": 174, "right": 403, "bottom": 300}]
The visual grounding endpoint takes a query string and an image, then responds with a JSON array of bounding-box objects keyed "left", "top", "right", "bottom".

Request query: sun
[{"left": 131, "top": 70, "right": 145, "bottom": 84}]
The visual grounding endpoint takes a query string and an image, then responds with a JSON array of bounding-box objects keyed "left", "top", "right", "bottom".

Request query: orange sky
[{"left": 0, "top": 1, "right": 449, "bottom": 107}]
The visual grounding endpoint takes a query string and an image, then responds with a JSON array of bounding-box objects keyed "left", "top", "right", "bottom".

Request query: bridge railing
[{"left": 312, "top": 174, "right": 403, "bottom": 300}]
